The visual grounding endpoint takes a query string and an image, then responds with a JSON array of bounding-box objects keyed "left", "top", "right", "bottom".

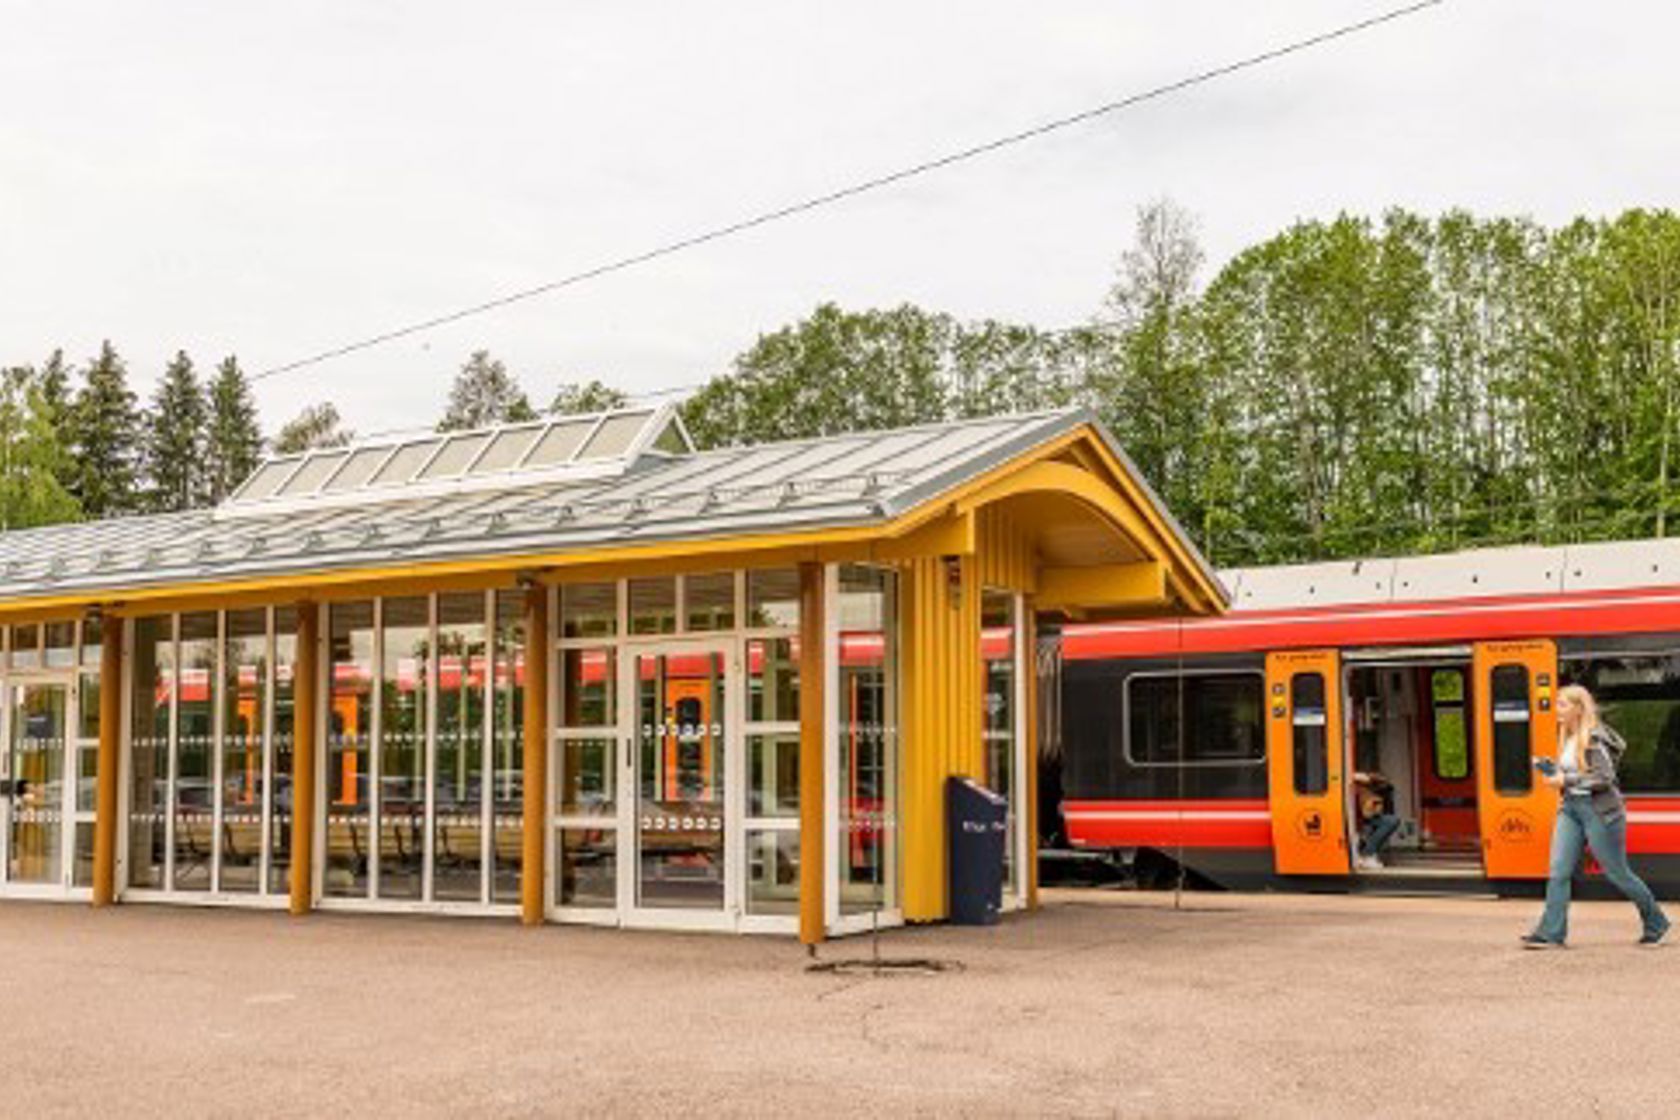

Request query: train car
[{"left": 1046, "top": 537, "right": 1680, "bottom": 896}]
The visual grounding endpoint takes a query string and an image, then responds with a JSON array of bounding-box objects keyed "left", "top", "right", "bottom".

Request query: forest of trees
[{"left": 6, "top": 204, "right": 1679, "bottom": 570}]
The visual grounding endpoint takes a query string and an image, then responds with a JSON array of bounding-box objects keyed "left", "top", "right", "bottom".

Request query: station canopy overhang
[{"left": 0, "top": 404, "right": 1228, "bottom": 621}]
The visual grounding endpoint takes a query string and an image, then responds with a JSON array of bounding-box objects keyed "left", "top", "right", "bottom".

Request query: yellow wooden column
[
  {"left": 900, "top": 554, "right": 982, "bottom": 922},
  {"left": 798, "top": 561, "right": 826, "bottom": 945},
  {"left": 290, "top": 603, "right": 319, "bottom": 916},
  {"left": 520, "top": 585, "right": 549, "bottom": 926},
  {"left": 1023, "top": 595, "right": 1041, "bottom": 911},
  {"left": 91, "top": 613, "right": 124, "bottom": 907}
]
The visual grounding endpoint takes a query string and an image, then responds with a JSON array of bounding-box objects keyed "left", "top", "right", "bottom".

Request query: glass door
[
  {"left": 632, "top": 644, "right": 732, "bottom": 917},
  {"left": 3, "top": 679, "right": 76, "bottom": 891}
]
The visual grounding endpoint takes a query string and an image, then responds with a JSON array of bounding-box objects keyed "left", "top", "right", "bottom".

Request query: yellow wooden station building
[{"left": 0, "top": 406, "right": 1223, "bottom": 940}]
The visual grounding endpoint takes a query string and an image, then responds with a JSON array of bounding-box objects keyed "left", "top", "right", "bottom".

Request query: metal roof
[
  {"left": 1222, "top": 537, "right": 1680, "bottom": 612},
  {"left": 0, "top": 408, "right": 1180, "bottom": 602}
]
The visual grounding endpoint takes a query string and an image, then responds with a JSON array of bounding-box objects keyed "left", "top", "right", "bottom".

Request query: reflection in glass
[
  {"left": 746, "top": 569, "right": 799, "bottom": 629},
  {"left": 11, "top": 623, "right": 39, "bottom": 669},
  {"left": 747, "top": 639, "right": 798, "bottom": 723},
  {"left": 560, "top": 648, "right": 615, "bottom": 727},
  {"left": 559, "top": 738, "right": 616, "bottom": 817},
  {"left": 745, "top": 829, "right": 800, "bottom": 915},
  {"left": 326, "top": 602, "right": 373, "bottom": 898},
  {"left": 434, "top": 593, "right": 486, "bottom": 902},
  {"left": 379, "top": 597, "right": 428, "bottom": 900},
  {"left": 219, "top": 610, "right": 266, "bottom": 893},
  {"left": 560, "top": 582, "right": 616, "bottom": 638},
  {"left": 747, "top": 734, "right": 799, "bottom": 819},
  {"left": 174, "top": 612, "right": 216, "bottom": 892},
  {"left": 684, "top": 572, "right": 735, "bottom": 631},
  {"left": 490, "top": 592, "right": 524, "bottom": 904},
  {"left": 629, "top": 578, "right": 677, "bottom": 635},
  {"left": 637, "top": 651, "right": 725, "bottom": 910},
  {"left": 557, "top": 827, "right": 616, "bottom": 907},
  {"left": 44, "top": 621, "right": 75, "bottom": 668},
  {"left": 838, "top": 566, "right": 898, "bottom": 914},
  {"left": 8, "top": 684, "right": 66, "bottom": 885},
  {"left": 128, "top": 617, "right": 171, "bottom": 888},
  {"left": 269, "top": 608, "right": 297, "bottom": 895}
]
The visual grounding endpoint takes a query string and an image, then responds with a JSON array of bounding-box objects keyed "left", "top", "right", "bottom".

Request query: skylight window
[
  {"left": 525, "top": 419, "right": 595, "bottom": 467},
  {"left": 468, "top": 426, "right": 543, "bottom": 475},
  {"left": 417, "top": 433, "right": 490, "bottom": 480},
  {"left": 370, "top": 439, "right": 442, "bottom": 486},
  {"left": 276, "top": 450, "right": 349, "bottom": 497},
  {"left": 577, "top": 412, "right": 651, "bottom": 459}
]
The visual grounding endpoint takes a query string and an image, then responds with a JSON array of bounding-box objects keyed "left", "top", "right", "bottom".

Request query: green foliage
[
  {"left": 550, "top": 379, "right": 630, "bottom": 416},
  {"left": 65, "top": 341, "right": 142, "bottom": 520},
  {"left": 440, "top": 350, "right": 536, "bottom": 431},
  {"left": 206, "top": 355, "right": 264, "bottom": 502},
  {"left": 145, "top": 350, "right": 209, "bottom": 511},
  {"left": 273, "top": 402, "right": 351, "bottom": 454},
  {"left": 0, "top": 366, "right": 81, "bottom": 529}
]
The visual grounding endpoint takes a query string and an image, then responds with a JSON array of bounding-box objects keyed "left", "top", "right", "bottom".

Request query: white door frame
[{"left": 0, "top": 670, "right": 84, "bottom": 898}]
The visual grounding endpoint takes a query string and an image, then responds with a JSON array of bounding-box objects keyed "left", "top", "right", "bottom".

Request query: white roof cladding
[
  {"left": 1221, "top": 537, "right": 1680, "bottom": 612},
  {"left": 0, "top": 408, "right": 1171, "bottom": 601},
  {"left": 222, "top": 404, "right": 695, "bottom": 518}
]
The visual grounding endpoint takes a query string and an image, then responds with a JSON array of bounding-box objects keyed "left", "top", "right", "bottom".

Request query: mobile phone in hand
[{"left": 1534, "top": 757, "right": 1558, "bottom": 776}]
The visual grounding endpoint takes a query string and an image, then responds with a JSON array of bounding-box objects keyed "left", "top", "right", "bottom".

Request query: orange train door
[
  {"left": 1266, "top": 650, "right": 1350, "bottom": 876},
  {"left": 1472, "top": 639, "right": 1559, "bottom": 879},
  {"left": 662, "top": 676, "right": 713, "bottom": 801}
]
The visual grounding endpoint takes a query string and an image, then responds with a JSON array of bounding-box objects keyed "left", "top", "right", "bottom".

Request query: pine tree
[
  {"left": 145, "top": 350, "right": 209, "bottom": 511},
  {"left": 65, "top": 341, "right": 142, "bottom": 519},
  {"left": 37, "top": 349, "right": 72, "bottom": 422},
  {"left": 205, "top": 355, "right": 263, "bottom": 501},
  {"left": 439, "top": 350, "right": 536, "bottom": 430}
]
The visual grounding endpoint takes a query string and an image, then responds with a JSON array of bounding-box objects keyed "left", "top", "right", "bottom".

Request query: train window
[
  {"left": 1124, "top": 672, "right": 1264, "bottom": 766},
  {"left": 1562, "top": 651, "right": 1680, "bottom": 793},
  {"left": 1291, "top": 673, "right": 1329, "bottom": 795},
  {"left": 1431, "top": 668, "right": 1471, "bottom": 781},
  {"left": 1490, "top": 664, "right": 1532, "bottom": 795}
]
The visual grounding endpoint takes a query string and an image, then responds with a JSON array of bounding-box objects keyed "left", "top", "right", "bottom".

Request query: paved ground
[{"left": 1, "top": 888, "right": 1675, "bottom": 1117}]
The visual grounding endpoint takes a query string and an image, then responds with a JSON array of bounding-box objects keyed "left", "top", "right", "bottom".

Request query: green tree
[
  {"left": 65, "top": 341, "right": 142, "bottom": 519},
  {"left": 550, "top": 379, "right": 630, "bottom": 415},
  {"left": 0, "top": 367, "right": 81, "bottom": 529},
  {"left": 439, "top": 350, "right": 536, "bottom": 430},
  {"left": 145, "top": 350, "right": 209, "bottom": 511},
  {"left": 205, "top": 355, "right": 264, "bottom": 501},
  {"left": 273, "top": 402, "right": 352, "bottom": 454}
]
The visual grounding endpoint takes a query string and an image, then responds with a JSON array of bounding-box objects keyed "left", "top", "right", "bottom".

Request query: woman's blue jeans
[{"left": 1534, "top": 796, "right": 1669, "bottom": 943}]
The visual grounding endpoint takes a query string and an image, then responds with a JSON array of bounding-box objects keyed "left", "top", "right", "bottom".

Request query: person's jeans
[
  {"left": 1534, "top": 796, "right": 1670, "bottom": 943},
  {"left": 1359, "top": 814, "right": 1401, "bottom": 858}
]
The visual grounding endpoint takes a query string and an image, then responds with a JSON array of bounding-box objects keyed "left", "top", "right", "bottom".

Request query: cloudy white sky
[{"left": 3, "top": 1, "right": 1676, "bottom": 437}]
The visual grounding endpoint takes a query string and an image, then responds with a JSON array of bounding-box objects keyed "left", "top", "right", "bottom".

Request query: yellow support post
[
  {"left": 521, "top": 585, "right": 549, "bottom": 926},
  {"left": 1023, "top": 595, "right": 1041, "bottom": 911},
  {"left": 290, "top": 603, "right": 318, "bottom": 916},
  {"left": 798, "top": 561, "right": 826, "bottom": 946},
  {"left": 92, "top": 613, "right": 123, "bottom": 907}
]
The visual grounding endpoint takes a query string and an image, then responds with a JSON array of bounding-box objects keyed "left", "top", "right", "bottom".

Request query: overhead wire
[{"left": 252, "top": 0, "right": 1447, "bottom": 384}]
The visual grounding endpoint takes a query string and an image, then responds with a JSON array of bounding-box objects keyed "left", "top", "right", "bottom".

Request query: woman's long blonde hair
[{"left": 1558, "top": 683, "right": 1601, "bottom": 743}]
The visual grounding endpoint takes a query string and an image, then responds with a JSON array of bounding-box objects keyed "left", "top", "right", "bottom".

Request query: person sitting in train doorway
[
  {"left": 1353, "top": 770, "right": 1399, "bottom": 871},
  {"left": 1522, "top": 685, "right": 1671, "bottom": 949}
]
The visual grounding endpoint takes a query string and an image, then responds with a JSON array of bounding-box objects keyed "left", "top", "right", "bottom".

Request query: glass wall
[
  {"left": 128, "top": 616, "right": 172, "bottom": 889},
  {"left": 554, "top": 582, "right": 619, "bottom": 909},
  {"left": 269, "top": 607, "right": 297, "bottom": 895},
  {"left": 220, "top": 611, "right": 267, "bottom": 894},
  {"left": 378, "top": 597, "right": 427, "bottom": 900},
  {"left": 326, "top": 602, "right": 373, "bottom": 898},
  {"left": 837, "top": 565, "right": 898, "bottom": 915},
  {"left": 434, "top": 593, "right": 486, "bottom": 903},
  {"left": 490, "top": 592, "right": 524, "bottom": 903}
]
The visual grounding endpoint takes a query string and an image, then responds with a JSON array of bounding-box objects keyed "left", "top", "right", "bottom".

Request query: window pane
[
  {"left": 1291, "top": 672, "right": 1329, "bottom": 796},
  {"left": 747, "top": 733, "right": 799, "bottom": 818},
  {"left": 269, "top": 607, "right": 297, "bottom": 895},
  {"left": 174, "top": 612, "right": 217, "bottom": 892},
  {"left": 838, "top": 565, "right": 897, "bottom": 914},
  {"left": 745, "top": 829, "right": 800, "bottom": 915},
  {"left": 560, "top": 648, "right": 616, "bottom": 728},
  {"left": 748, "top": 638, "right": 798, "bottom": 723},
  {"left": 11, "top": 623, "right": 39, "bottom": 670},
  {"left": 556, "top": 826, "right": 615, "bottom": 907},
  {"left": 558, "top": 737, "right": 616, "bottom": 817},
  {"left": 1491, "top": 664, "right": 1532, "bottom": 795},
  {"left": 560, "top": 582, "right": 617, "bottom": 638},
  {"left": 326, "top": 602, "right": 373, "bottom": 898},
  {"left": 628, "top": 578, "right": 676, "bottom": 635},
  {"left": 684, "top": 572, "right": 735, "bottom": 632},
  {"left": 747, "top": 569, "right": 799, "bottom": 629},
  {"left": 219, "top": 610, "right": 267, "bottom": 894},
  {"left": 576, "top": 412, "right": 651, "bottom": 459},
  {"left": 127, "top": 617, "right": 171, "bottom": 889},
  {"left": 44, "top": 621, "right": 74, "bottom": 668},
  {"left": 79, "top": 617, "right": 102, "bottom": 669},
  {"left": 378, "top": 597, "right": 428, "bottom": 900},
  {"left": 490, "top": 592, "right": 525, "bottom": 904},
  {"left": 981, "top": 589, "right": 1017, "bottom": 892},
  {"left": 1431, "top": 669, "right": 1470, "bottom": 781},
  {"left": 1126, "top": 674, "right": 1265, "bottom": 764},
  {"left": 9, "top": 683, "right": 67, "bottom": 886},
  {"left": 434, "top": 593, "right": 486, "bottom": 903}
]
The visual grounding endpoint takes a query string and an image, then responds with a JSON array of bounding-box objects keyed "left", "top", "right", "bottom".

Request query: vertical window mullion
[
  {"left": 370, "top": 598, "right": 383, "bottom": 900},
  {"left": 259, "top": 606, "right": 275, "bottom": 896},
  {"left": 163, "top": 614, "right": 179, "bottom": 894},
  {"left": 423, "top": 592, "right": 438, "bottom": 902},
  {"left": 210, "top": 611, "right": 226, "bottom": 894},
  {"left": 480, "top": 588, "right": 494, "bottom": 907}
]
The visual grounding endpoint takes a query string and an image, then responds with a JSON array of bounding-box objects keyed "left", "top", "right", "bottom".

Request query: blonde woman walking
[{"left": 1522, "top": 684, "right": 1670, "bottom": 949}]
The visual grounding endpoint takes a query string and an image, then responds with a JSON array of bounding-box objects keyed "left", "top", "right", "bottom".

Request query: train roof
[{"left": 1221, "top": 538, "right": 1680, "bottom": 612}]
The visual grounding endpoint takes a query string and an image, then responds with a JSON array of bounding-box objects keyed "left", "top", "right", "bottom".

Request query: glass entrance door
[
  {"left": 633, "top": 646, "right": 731, "bottom": 914},
  {"left": 3, "top": 680, "right": 75, "bottom": 889}
]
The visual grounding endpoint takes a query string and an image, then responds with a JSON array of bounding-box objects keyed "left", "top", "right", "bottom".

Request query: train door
[
  {"left": 1472, "top": 640, "right": 1558, "bottom": 880},
  {"left": 1266, "top": 650, "right": 1350, "bottom": 876}
]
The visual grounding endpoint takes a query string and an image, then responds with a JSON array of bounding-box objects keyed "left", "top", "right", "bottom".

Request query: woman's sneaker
[
  {"left": 1520, "top": 933, "right": 1566, "bottom": 950},
  {"left": 1638, "top": 924, "right": 1670, "bottom": 948}
]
